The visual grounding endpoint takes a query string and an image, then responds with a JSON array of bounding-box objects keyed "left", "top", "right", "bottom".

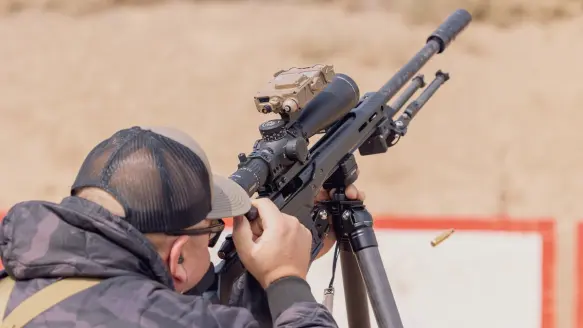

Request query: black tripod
[{"left": 314, "top": 154, "right": 404, "bottom": 328}]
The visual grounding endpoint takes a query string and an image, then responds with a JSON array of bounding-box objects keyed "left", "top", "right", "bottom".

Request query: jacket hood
[{"left": 0, "top": 196, "right": 174, "bottom": 289}]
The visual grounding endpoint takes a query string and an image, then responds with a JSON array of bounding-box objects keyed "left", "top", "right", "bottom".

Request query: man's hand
[
  {"left": 232, "top": 198, "right": 312, "bottom": 289},
  {"left": 313, "top": 184, "right": 366, "bottom": 260}
]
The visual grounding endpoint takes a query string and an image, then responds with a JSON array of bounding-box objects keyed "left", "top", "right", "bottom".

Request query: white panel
[{"left": 211, "top": 228, "right": 542, "bottom": 328}]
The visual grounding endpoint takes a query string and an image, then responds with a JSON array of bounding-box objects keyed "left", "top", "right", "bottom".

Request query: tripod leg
[
  {"left": 353, "top": 227, "right": 404, "bottom": 328},
  {"left": 340, "top": 250, "right": 371, "bottom": 328}
]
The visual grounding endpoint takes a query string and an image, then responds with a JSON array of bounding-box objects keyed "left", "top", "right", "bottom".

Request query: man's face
[{"left": 174, "top": 218, "right": 224, "bottom": 292}]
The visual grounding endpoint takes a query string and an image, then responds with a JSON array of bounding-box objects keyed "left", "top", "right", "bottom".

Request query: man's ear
[{"left": 169, "top": 236, "right": 190, "bottom": 284}]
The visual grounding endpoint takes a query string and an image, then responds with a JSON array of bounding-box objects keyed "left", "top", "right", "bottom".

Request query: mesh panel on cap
[{"left": 71, "top": 126, "right": 212, "bottom": 233}]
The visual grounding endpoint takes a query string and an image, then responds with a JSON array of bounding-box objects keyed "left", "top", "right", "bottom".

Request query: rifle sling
[{"left": 0, "top": 276, "right": 101, "bottom": 328}]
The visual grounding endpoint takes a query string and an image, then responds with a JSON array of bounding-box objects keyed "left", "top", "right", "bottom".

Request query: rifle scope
[{"left": 230, "top": 73, "right": 360, "bottom": 196}]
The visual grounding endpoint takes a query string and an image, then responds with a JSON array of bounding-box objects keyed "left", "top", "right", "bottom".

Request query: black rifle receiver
[{"left": 216, "top": 9, "right": 472, "bottom": 328}]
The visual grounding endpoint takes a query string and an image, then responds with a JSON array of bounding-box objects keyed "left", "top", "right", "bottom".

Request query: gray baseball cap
[{"left": 71, "top": 126, "right": 251, "bottom": 233}]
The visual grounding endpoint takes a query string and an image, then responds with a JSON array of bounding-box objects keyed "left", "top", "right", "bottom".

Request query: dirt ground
[{"left": 0, "top": 1, "right": 581, "bottom": 326}]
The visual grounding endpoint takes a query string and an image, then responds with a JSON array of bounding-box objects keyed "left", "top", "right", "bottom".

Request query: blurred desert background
[{"left": 0, "top": 0, "right": 581, "bottom": 326}]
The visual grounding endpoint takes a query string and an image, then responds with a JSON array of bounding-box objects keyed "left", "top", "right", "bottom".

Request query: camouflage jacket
[{"left": 0, "top": 196, "right": 338, "bottom": 328}]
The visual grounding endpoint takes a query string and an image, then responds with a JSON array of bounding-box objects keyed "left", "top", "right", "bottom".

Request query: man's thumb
[{"left": 232, "top": 216, "right": 254, "bottom": 253}]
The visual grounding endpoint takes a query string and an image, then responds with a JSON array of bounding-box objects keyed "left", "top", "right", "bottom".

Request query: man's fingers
[
  {"left": 281, "top": 212, "right": 302, "bottom": 225},
  {"left": 343, "top": 185, "right": 366, "bottom": 201},
  {"left": 232, "top": 216, "right": 254, "bottom": 253},
  {"left": 319, "top": 185, "right": 365, "bottom": 201},
  {"left": 314, "top": 189, "right": 330, "bottom": 203},
  {"left": 358, "top": 190, "right": 366, "bottom": 201},
  {"left": 345, "top": 185, "right": 359, "bottom": 200},
  {"left": 250, "top": 198, "right": 281, "bottom": 231},
  {"left": 281, "top": 213, "right": 311, "bottom": 241},
  {"left": 250, "top": 219, "right": 264, "bottom": 238}
]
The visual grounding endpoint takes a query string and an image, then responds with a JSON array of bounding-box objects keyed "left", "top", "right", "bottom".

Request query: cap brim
[{"left": 206, "top": 174, "right": 252, "bottom": 219}]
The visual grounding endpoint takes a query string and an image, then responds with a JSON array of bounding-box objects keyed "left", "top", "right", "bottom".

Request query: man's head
[{"left": 70, "top": 126, "right": 251, "bottom": 293}]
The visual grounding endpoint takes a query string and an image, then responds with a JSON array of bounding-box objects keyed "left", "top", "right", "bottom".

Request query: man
[{"left": 0, "top": 126, "right": 365, "bottom": 327}]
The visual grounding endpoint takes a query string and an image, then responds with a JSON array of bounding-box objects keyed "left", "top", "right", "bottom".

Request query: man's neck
[{"left": 75, "top": 187, "right": 126, "bottom": 217}]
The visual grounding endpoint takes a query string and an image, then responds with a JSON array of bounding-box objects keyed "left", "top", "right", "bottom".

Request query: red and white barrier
[{"left": 217, "top": 216, "right": 555, "bottom": 328}]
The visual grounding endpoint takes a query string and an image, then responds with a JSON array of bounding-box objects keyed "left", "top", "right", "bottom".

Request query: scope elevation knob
[{"left": 259, "top": 119, "right": 286, "bottom": 141}]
